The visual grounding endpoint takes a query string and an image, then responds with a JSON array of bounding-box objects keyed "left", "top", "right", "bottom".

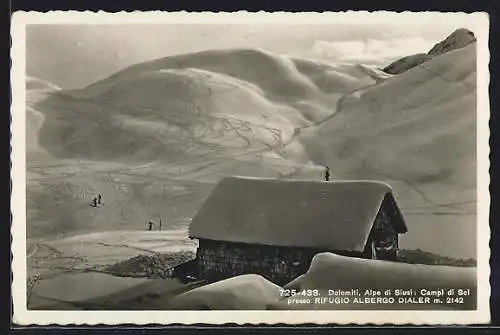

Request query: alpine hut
[{"left": 189, "top": 176, "right": 407, "bottom": 285}]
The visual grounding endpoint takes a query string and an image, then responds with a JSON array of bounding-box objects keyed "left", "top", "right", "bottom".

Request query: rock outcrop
[
  {"left": 383, "top": 53, "right": 432, "bottom": 75},
  {"left": 428, "top": 28, "right": 476, "bottom": 56},
  {"left": 383, "top": 28, "right": 476, "bottom": 75}
]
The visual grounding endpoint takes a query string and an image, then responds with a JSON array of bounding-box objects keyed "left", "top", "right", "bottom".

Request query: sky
[{"left": 26, "top": 20, "right": 478, "bottom": 89}]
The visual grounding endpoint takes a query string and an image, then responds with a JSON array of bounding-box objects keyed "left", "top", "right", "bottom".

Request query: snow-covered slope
[
  {"left": 300, "top": 44, "right": 476, "bottom": 184},
  {"left": 26, "top": 77, "right": 60, "bottom": 156},
  {"left": 293, "top": 44, "right": 477, "bottom": 257},
  {"left": 31, "top": 49, "right": 373, "bottom": 162},
  {"left": 26, "top": 76, "right": 61, "bottom": 91},
  {"left": 26, "top": 49, "right": 373, "bottom": 240}
]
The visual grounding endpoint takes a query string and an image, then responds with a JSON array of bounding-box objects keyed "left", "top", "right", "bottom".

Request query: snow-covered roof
[{"left": 189, "top": 176, "right": 407, "bottom": 252}]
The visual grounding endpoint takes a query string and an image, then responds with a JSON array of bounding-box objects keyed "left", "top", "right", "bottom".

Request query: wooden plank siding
[
  {"left": 367, "top": 195, "right": 400, "bottom": 260},
  {"left": 196, "top": 239, "right": 363, "bottom": 285}
]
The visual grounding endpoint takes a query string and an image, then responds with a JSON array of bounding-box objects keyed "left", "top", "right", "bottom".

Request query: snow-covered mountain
[{"left": 26, "top": 42, "right": 477, "bottom": 258}]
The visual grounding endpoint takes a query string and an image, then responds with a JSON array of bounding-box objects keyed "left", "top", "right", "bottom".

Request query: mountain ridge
[{"left": 383, "top": 28, "right": 476, "bottom": 75}]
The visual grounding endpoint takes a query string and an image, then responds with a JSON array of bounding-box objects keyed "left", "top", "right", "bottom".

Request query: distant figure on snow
[
  {"left": 91, "top": 197, "right": 97, "bottom": 207},
  {"left": 148, "top": 221, "right": 156, "bottom": 231},
  {"left": 97, "top": 193, "right": 102, "bottom": 205},
  {"left": 325, "top": 166, "right": 330, "bottom": 181}
]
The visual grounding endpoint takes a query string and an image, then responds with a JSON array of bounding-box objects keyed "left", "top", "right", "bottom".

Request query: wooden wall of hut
[
  {"left": 369, "top": 200, "right": 400, "bottom": 260},
  {"left": 196, "top": 239, "right": 362, "bottom": 285}
]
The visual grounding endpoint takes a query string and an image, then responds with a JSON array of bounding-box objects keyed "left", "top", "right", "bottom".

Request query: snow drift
[
  {"left": 168, "top": 274, "right": 283, "bottom": 310},
  {"left": 281, "top": 252, "right": 476, "bottom": 310},
  {"left": 287, "top": 252, "right": 476, "bottom": 290}
]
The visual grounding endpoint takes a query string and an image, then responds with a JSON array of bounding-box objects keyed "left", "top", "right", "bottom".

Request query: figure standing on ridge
[
  {"left": 148, "top": 221, "right": 156, "bottom": 231},
  {"left": 325, "top": 166, "right": 330, "bottom": 182},
  {"left": 97, "top": 193, "right": 102, "bottom": 205}
]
